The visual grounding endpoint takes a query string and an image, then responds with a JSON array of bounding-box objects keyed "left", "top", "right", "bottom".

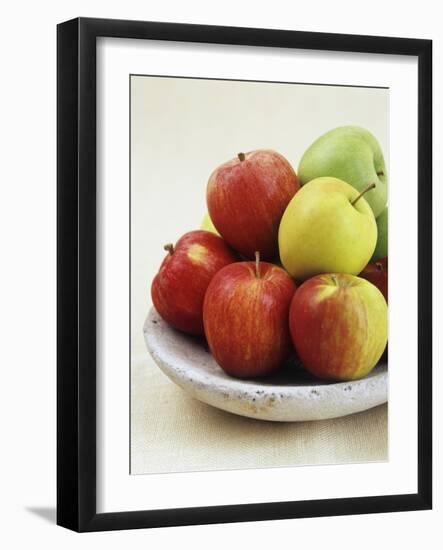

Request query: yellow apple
[
  {"left": 278, "top": 177, "right": 377, "bottom": 280},
  {"left": 200, "top": 212, "right": 219, "bottom": 236}
]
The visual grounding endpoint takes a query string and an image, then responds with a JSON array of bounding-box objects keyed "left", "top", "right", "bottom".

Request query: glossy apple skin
[
  {"left": 203, "top": 261, "right": 296, "bottom": 378},
  {"left": 278, "top": 177, "right": 377, "bottom": 280},
  {"left": 151, "top": 230, "right": 237, "bottom": 335},
  {"left": 289, "top": 273, "right": 387, "bottom": 381},
  {"left": 207, "top": 150, "right": 299, "bottom": 260},
  {"left": 200, "top": 212, "right": 219, "bottom": 235},
  {"left": 371, "top": 207, "right": 388, "bottom": 261},
  {"left": 360, "top": 257, "right": 388, "bottom": 302},
  {"left": 298, "top": 126, "right": 388, "bottom": 217}
]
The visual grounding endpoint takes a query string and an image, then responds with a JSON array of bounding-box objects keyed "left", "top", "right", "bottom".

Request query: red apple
[
  {"left": 360, "top": 257, "right": 388, "bottom": 302},
  {"left": 289, "top": 273, "right": 387, "bottom": 381},
  {"left": 151, "top": 230, "right": 237, "bottom": 335},
  {"left": 207, "top": 149, "right": 299, "bottom": 260},
  {"left": 203, "top": 253, "right": 296, "bottom": 378}
]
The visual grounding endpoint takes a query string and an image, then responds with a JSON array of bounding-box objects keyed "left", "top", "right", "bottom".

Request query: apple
[
  {"left": 203, "top": 252, "right": 296, "bottom": 378},
  {"left": 200, "top": 212, "right": 219, "bottom": 235},
  {"left": 298, "top": 126, "right": 387, "bottom": 217},
  {"left": 278, "top": 177, "right": 377, "bottom": 280},
  {"left": 371, "top": 206, "right": 388, "bottom": 261},
  {"left": 151, "top": 230, "right": 237, "bottom": 335},
  {"left": 289, "top": 273, "right": 388, "bottom": 381},
  {"left": 360, "top": 256, "right": 388, "bottom": 302},
  {"left": 207, "top": 149, "right": 299, "bottom": 260}
]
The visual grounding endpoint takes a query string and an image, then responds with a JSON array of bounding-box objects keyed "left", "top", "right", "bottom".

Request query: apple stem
[
  {"left": 375, "top": 262, "right": 384, "bottom": 272},
  {"left": 238, "top": 152, "right": 246, "bottom": 162},
  {"left": 351, "top": 183, "right": 376, "bottom": 206},
  {"left": 255, "top": 251, "right": 261, "bottom": 278},
  {"left": 163, "top": 243, "right": 174, "bottom": 255},
  {"left": 376, "top": 170, "right": 384, "bottom": 177}
]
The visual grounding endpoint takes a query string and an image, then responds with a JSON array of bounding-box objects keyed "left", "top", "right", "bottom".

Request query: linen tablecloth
[{"left": 131, "top": 353, "right": 387, "bottom": 474}]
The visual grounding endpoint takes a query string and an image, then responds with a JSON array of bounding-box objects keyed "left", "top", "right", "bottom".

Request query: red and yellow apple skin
[
  {"left": 151, "top": 230, "right": 237, "bottom": 335},
  {"left": 207, "top": 150, "right": 299, "bottom": 260},
  {"left": 289, "top": 273, "right": 387, "bottom": 381},
  {"left": 360, "top": 256, "right": 388, "bottom": 302},
  {"left": 203, "top": 260, "right": 296, "bottom": 378}
]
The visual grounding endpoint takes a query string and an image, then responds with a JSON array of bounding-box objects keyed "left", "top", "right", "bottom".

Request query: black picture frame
[{"left": 57, "top": 17, "right": 432, "bottom": 532}]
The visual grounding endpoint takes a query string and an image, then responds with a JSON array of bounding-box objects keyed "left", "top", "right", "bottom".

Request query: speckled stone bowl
[{"left": 143, "top": 307, "right": 388, "bottom": 422}]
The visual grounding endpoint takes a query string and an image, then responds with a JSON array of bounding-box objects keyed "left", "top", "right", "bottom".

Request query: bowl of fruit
[{"left": 144, "top": 126, "right": 389, "bottom": 422}]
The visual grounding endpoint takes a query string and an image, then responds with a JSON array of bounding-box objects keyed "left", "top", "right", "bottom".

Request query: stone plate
[{"left": 143, "top": 307, "right": 388, "bottom": 422}]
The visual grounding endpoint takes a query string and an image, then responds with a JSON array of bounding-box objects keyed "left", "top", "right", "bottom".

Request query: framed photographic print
[{"left": 57, "top": 17, "right": 432, "bottom": 532}]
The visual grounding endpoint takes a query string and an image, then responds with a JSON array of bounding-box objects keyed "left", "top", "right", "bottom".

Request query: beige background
[{"left": 131, "top": 75, "right": 388, "bottom": 475}]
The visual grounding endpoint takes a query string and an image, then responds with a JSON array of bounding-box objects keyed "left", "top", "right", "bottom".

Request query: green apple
[
  {"left": 278, "top": 177, "right": 377, "bottom": 280},
  {"left": 371, "top": 206, "right": 388, "bottom": 261},
  {"left": 298, "top": 126, "right": 387, "bottom": 217},
  {"left": 200, "top": 212, "right": 219, "bottom": 236}
]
